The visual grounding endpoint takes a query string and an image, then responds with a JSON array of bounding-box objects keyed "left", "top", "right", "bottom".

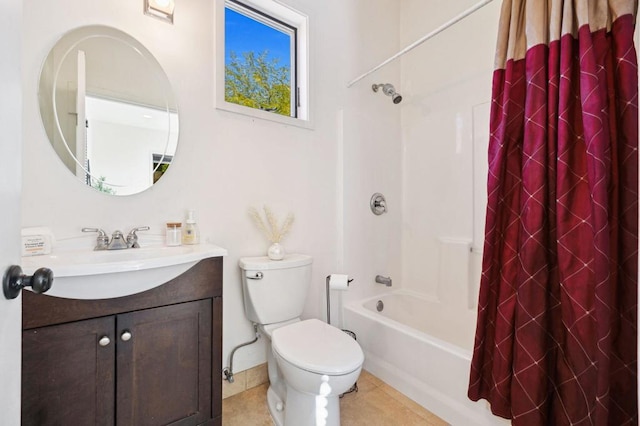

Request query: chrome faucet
[
  {"left": 375, "top": 275, "right": 392, "bottom": 287},
  {"left": 107, "top": 230, "right": 128, "bottom": 250},
  {"left": 83, "top": 226, "right": 149, "bottom": 250},
  {"left": 126, "top": 226, "right": 150, "bottom": 248}
]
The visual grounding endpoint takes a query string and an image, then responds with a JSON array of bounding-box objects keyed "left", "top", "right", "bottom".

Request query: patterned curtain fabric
[{"left": 468, "top": 1, "right": 638, "bottom": 425}]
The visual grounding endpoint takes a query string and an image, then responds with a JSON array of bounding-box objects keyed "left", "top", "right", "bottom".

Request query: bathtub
[{"left": 343, "top": 290, "right": 508, "bottom": 426}]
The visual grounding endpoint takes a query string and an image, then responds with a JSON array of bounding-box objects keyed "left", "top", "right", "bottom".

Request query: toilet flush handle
[{"left": 246, "top": 272, "right": 263, "bottom": 280}]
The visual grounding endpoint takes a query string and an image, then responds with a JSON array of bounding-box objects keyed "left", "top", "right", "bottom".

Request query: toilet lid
[{"left": 271, "top": 319, "right": 364, "bottom": 375}]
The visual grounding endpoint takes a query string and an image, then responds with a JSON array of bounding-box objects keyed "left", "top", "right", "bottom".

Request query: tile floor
[{"left": 222, "top": 370, "right": 449, "bottom": 425}]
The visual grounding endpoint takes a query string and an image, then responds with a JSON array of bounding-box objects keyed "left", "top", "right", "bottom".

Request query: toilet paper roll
[{"left": 329, "top": 274, "right": 350, "bottom": 291}]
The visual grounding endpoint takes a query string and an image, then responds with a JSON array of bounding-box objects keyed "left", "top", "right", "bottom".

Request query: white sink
[{"left": 21, "top": 237, "right": 227, "bottom": 299}]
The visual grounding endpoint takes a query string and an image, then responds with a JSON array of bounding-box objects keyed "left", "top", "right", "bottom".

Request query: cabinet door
[
  {"left": 22, "top": 316, "right": 115, "bottom": 426},
  {"left": 116, "top": 300, "right": 212, "bottom": 426}
]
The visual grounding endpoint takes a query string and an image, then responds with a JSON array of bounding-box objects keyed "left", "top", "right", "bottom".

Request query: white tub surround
[{"left": 344, "top": 290, "right": 508, "bottom": 426}]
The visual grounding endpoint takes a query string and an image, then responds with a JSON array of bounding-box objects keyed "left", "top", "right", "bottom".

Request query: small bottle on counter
[
  {"left": 182, "top": 209, "right": 200, "bottom": 245},
  {"left": 166, "top": 222, "right": 182, "bottom": 246}
]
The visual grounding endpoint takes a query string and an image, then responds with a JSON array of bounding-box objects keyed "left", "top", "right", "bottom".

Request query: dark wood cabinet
[
  {"left": 22, "top": 316, "right": 115, "bottom": 425},
  {"left": 21, "top": 257, "right": 223, "bottom": 426},
  {"left": 117, "top": 300, "right": 212, "bottom": 425}
]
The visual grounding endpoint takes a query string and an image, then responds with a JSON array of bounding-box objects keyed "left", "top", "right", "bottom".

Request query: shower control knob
[{"left": 370, "top": 193, "right": 388, "bottom": 215}]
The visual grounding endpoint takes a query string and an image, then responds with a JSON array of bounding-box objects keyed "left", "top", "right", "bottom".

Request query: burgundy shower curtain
[{"left": 468, "top": 1, "right": 638, "bottom": 425}]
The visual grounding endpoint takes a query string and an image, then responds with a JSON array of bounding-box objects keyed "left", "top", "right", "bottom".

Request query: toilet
[{"left": 239, "top": 254, "right": 364, "bottom": 426}]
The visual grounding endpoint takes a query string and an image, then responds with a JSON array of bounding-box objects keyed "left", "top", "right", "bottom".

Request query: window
[
  {"left": 225, "top": 1, "right": 295, "bottom": 117},
  {"left": 152, "top": 153, "right": 173, "bottom": 184},
  {"left": 216, "top": 0, "right": 309, "bottom": 126}
]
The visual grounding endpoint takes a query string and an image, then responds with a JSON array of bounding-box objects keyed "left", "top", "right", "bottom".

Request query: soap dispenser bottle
[{"left": 182, "top": 209, "right": 200, "bottom": 245}]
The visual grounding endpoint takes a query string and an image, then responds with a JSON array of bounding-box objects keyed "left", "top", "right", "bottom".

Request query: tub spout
[{"left": 375, "top": 275, "right": 392, "bottom": 287}]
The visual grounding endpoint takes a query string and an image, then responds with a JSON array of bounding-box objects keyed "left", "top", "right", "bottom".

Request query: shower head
[{"left": 372, "top": 83, "right": 402, "bottom": 104}]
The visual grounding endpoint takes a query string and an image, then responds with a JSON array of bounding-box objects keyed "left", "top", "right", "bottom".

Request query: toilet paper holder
[
  {"left": 326, "top": 274, "right": 360, "bottom": 399},
  {"left": 326, "top": 275, "right": 353, "bottom": 326}
]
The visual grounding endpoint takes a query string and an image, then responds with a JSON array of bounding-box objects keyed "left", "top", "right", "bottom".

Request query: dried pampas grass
[{"left": 248, "top": 205, "right": 294, "bottom": 243}]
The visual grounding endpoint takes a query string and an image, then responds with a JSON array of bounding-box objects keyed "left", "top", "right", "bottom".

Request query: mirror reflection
[{"left": 38, "top": 25, "right": 179, "bottom": 196}]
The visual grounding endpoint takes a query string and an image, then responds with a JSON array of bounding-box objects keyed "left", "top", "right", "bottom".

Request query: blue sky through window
[{"left": 225, "top": 7, "right": 291, "bottom": 70}]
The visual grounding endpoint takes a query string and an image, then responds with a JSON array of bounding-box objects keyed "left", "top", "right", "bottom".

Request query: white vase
[{"left": 267, "top": 242, "right": 285, "bottom": 260}]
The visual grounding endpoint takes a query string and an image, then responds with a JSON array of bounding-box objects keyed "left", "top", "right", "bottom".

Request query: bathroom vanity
[{"left": 21, "top": 256, "right": 223, "bottom": 426}]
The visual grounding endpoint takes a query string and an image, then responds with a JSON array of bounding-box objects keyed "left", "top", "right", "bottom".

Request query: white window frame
[{"left": 215, "top": 0, "right": 311, "bottom": 128}]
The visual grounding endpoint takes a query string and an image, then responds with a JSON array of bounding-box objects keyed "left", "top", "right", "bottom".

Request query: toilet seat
[{"left": 271, "top": 318, "right": 364, "bottom": 375}]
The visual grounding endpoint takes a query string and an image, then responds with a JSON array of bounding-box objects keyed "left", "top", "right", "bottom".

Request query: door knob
[
  {"left": 98, "top": 336, "right": 111, "bottom": 347},
  {"left": 3, "top": 265, "right": 53, "bottom": 300},
  {"left": 121, "top": 331, "right": 132, "bottom": 341}
]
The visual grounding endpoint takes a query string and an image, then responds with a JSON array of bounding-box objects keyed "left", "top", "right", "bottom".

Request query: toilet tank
[{"left": 239, "top": 254, "right": 312, "bottom": 325}]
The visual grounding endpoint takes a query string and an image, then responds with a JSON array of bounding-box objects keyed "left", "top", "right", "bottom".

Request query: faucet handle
[
  {"left": 82, "top": 228, "right": 109, "bottom": 250},
  {"left": 82, "top": 227, "right": 107, "bottom": 236},
  {"left": 126, "top": 226, "right": 150, "bottom": 248}
]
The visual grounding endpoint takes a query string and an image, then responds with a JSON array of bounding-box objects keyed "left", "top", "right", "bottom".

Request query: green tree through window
[
  {"left": 225, "top": 50, "right": 291, "bottom": 116},
  {"left": 224, "top": 0, "right": 296, "bottom": 118}
]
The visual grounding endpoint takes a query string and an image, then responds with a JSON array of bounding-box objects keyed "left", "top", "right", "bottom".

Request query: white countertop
[{"left": 21, "top": 237, "right": 227, "bottom": 299}]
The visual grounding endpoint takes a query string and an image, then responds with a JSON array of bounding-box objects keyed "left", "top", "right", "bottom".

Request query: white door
[{"left": 0, "top": 0, "right": 23, "bottom": 424}]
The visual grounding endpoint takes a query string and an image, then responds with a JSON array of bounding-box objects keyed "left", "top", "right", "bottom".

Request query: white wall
[
  {"left": 339, "top": 0, "right": 403, "bottom": 321},
  {"left": 399, "top": 0, "right": 500, "bottom": 310},
  {"left": 21, "top": 0, "right": 401, "bottom": 373}
]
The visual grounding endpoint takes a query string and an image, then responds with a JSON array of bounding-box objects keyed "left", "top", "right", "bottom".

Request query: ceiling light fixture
[{"left": 144, "top": 0, "right": 175, "bottom": 24}]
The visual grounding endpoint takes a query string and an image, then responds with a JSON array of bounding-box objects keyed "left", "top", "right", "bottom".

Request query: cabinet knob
[
  {"left": 98, "top": 336, "right": 111, "bottom": 347},
  {"left": 121, "top": 331, "right": 132, "bottom": 341}
]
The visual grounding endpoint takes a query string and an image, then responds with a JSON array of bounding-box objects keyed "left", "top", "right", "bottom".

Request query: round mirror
[{"left": 38, "top": 25, "right": 179, "bottom": 196}]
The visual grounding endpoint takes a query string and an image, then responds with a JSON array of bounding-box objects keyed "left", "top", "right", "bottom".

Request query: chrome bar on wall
[{"left": 346, "top": 0, "right": 496, "bottom": 88}]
